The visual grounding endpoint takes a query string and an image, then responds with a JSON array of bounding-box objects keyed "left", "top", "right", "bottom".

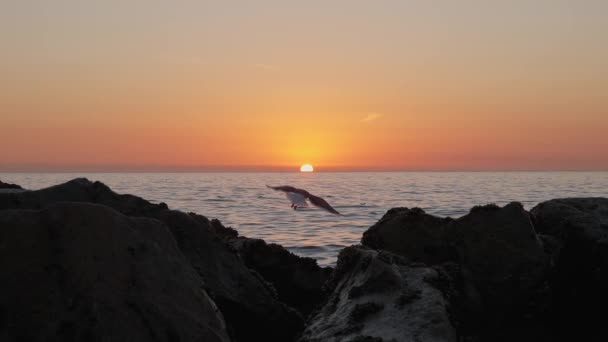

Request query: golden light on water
[{"left": 300, "top": 164, "right": 314, "bottom": 172}]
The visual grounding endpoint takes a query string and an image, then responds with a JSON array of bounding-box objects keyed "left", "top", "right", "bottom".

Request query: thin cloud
[{"left": 361, "top": 113, "right": 383, "bottom": 122}]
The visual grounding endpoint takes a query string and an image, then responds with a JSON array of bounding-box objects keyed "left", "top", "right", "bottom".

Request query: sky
[{"left": 1, "top": 0, "right": 607, "bottom": 171}]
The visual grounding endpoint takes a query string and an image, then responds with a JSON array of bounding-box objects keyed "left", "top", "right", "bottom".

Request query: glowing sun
[{"left": 300, "top": 164, "right": 314, "bottom": 172}]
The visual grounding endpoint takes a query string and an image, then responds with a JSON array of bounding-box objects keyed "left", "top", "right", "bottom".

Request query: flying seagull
[{"left": 267, "top": 185, "right": 341, "bottom": 215}]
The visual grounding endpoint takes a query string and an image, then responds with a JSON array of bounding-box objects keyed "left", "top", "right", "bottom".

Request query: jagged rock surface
[
  {"left": 299, "top": 246, "right": 456, "bottom": 342},
  {"left": 230, "top": 237, "right": 333, "bottom": 316},
  {"left": 362, "top": 203, "right": 550, "bottom": 340},
  {"left": 0, "top": 178, "right": 303, "bottom": 342},
  {"left": 5, "top": 178, "right": 608, "bottom": 342}
]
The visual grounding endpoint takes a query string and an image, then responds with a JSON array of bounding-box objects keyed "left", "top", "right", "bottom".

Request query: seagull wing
[
  {"left": 286, "top": 192, "right": 308, "bottom": 207},
  {"left": 266, "top": 185, "right": 309, "bottom": 197},
  {"left": 267, "top": 185, "right": 339, "bottom": 214},
  {"left": 307, "top": 193, "right": 340, "bottom": 215}
]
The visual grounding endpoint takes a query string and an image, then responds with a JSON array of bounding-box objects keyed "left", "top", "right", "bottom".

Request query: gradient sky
[{"left": 1, "top": 0, "right": 607, "bottom": 171}]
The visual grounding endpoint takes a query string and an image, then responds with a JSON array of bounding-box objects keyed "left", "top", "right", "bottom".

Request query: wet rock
[
  {"left": 0, "top": 202, "right": 230, "bottom": 342},
  {"left": 298, "top": 246, "right": 456, "bottom": 342},
  {"left": 531, "top": 198, "right": 608, "bottom": 341},
  {"left": 0, "top": 178, "right": 303, "bottom": 341},
  {"left": 230, "top": 237, "right": 333, "bottom": 316}
]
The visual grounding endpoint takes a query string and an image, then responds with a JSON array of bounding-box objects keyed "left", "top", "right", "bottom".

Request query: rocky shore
[{"left": 1, "top": 178, "right": 606, "bottom": 341}]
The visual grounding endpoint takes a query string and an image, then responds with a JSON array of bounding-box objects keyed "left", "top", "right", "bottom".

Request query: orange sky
[{"left": 1, "top": 1, "right": 607, "bottom": 171}]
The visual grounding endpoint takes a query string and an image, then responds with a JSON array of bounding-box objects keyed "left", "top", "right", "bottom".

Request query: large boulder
[
  {"left": 531, "top": 198, "right": 608, "bottom": 239},
  {"left": 531, "top": 198, "right": 608, "bottom": 341},
  {"left": 230, "top": 237, "right": 333, "bottom": 317},
  {"left": 362, "top": 207, "right": 457, "bottom": 265},
  {"left": 0, "top": 202, "right": 229, "bottom": 342},
  {"left": 299, "top": 246, "right": 456, "bottom": 342},
  {"left": 362, "top": 203, "right": 549, "bottom": 340},
  {"left": 453, "top": 203, "right": 548, "bottom": 322},
  {"left": 0, "top": 178, "right": 303, "bottom": 341}
]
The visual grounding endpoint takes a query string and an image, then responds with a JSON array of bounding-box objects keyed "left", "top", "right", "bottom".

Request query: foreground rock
[
  {"left": 0, "top": 202, "right": 229, "bottom": 342},
  {"left": 0, "top": 179, "right": 303, "bottom": 341},
  {"left": 299, "top": 246, "right": 456, "bottom": 342},
  {"left": 362, "top": 203, "right": 550, "bottom": 340},
  {"left": 230, "top": 237, "right": 333, "bottom": 316},
  {"left": 4, "top": 177, "right": 606, "bottom": 341},
  {"left": 0, "top": 180, "right": 23, "bottom": 189},
  {"left": 362, "top": 207, "right": 456, "bottom": 265},
  {"left": 0, "top": 180, "right": 24, "bottom": 193},
  {"left": 531, "top": 198, "right": 608, "bottom": 341}
]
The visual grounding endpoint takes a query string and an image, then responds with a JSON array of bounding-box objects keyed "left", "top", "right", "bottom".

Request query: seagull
[{"left": 266, "top": 185, "right": 341, "bottom": 215}]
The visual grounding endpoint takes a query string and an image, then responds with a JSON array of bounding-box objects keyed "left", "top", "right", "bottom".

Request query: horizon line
[{"left": 1, "top": 167, "right": 607, "bottom": 173}]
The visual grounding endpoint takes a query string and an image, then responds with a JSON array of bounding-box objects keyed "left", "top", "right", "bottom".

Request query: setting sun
[{"left": 300, "top": 164, "right": 314, "bottom": 172}]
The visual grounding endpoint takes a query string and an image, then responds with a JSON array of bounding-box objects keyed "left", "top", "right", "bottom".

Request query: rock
[
  {"left": 208, "top": 217, "right": 239, "bottom": 239},
  {"left": 0, "top": 180, "right": 24, "bottom": 193},
  {"left": 298, "top": 246, "right": 456, "bottom": 342},
  {"left": 0, "top": 178, "right": 304, "bottom": 341},
  {"left": 531, "top": 198, "right": 608, "bottom": 239},
  {"left": 362, "top": 207, "right": 457, "bottom": 265},
  {"left": 151, "top": 208, "right": 303, "bottom": 341},
  {"left": 0, "top": 180, "right": 23, "bottom": 189},
  {"left": 361, "top": 203, "right": 549, "bottom": 340},
  {"left": 531, "top": 198, "right": 608, "bottom": 341},
  {"left": 0, "top": 202, "right": 230, "bottom": 342},
  {"left": 230, "top": 237, "right": 333, "bottom": 316},
  {"left": 0, "top": 178, "right": 165, "bottom": 215},
  {"left": 454, "top": 203, "right": 548, "bottom": 321}
]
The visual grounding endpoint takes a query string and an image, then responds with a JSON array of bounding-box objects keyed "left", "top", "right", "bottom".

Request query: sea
[{"left": 2, "top": 172, "right": 607, "bottom": 266}]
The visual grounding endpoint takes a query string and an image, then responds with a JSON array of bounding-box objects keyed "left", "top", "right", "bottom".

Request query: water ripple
[{"left": 2, "top": 171, "right": 608, "bottom": 266}]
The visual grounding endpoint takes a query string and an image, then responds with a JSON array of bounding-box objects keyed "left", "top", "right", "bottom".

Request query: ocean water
[{"left": 2, "top": 172, "right": 607, "bottom": 266}]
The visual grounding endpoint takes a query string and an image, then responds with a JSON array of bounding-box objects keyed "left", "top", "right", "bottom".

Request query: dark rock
[
  {"left": 454, "top": 203, "right": 548, "bottom": 323},
  {"left": 0, "top": 178, "right": 303, "bottom": 341},
  {"left": 531, "top": 198, "right": 608, "bottom": 341},
  {"left": 209, "top": 217, "right": 239, "bottom": 239},
  {"left": 361, "top": 202, "right": 549, "bottom": 340},
  {"left": 531, "top": 198, "right": 608, "bottom": 239},
  {"left": 298, "top": 246, "right": 456, "bottom": 342},
  {"left": 349, "top": 336, "right": 384, "bottom": 342},
  {"left": 349, "top": 302, "right": 384, "bottom": 324},
  {"left": 149, "top": 209, "right": 303, "bottom": 341},
  {"left": 362, "top": 207, "right": 457, "bottom": 265},
  {"left": 229, "top": 237, "right": 333, "bottom": 317},
  {"left": 0, "top": 202, "right": 229, "bottom": 342},
  {"left": 0, "top": 180, "right": 22, "bottom": 189}
]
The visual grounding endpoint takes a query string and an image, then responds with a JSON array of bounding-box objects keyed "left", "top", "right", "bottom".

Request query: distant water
[{"left": 2, "top": 172, "right": 607, "bottom": 266}]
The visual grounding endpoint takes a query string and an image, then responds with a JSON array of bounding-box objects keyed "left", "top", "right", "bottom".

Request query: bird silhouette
[{"left": 266, "top": 185, "right": 340, "bottom": 215}]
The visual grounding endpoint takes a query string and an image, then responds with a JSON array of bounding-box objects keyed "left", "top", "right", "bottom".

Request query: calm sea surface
[{"left": 2, "top": 172, "right": 607, "bottom": 266}]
